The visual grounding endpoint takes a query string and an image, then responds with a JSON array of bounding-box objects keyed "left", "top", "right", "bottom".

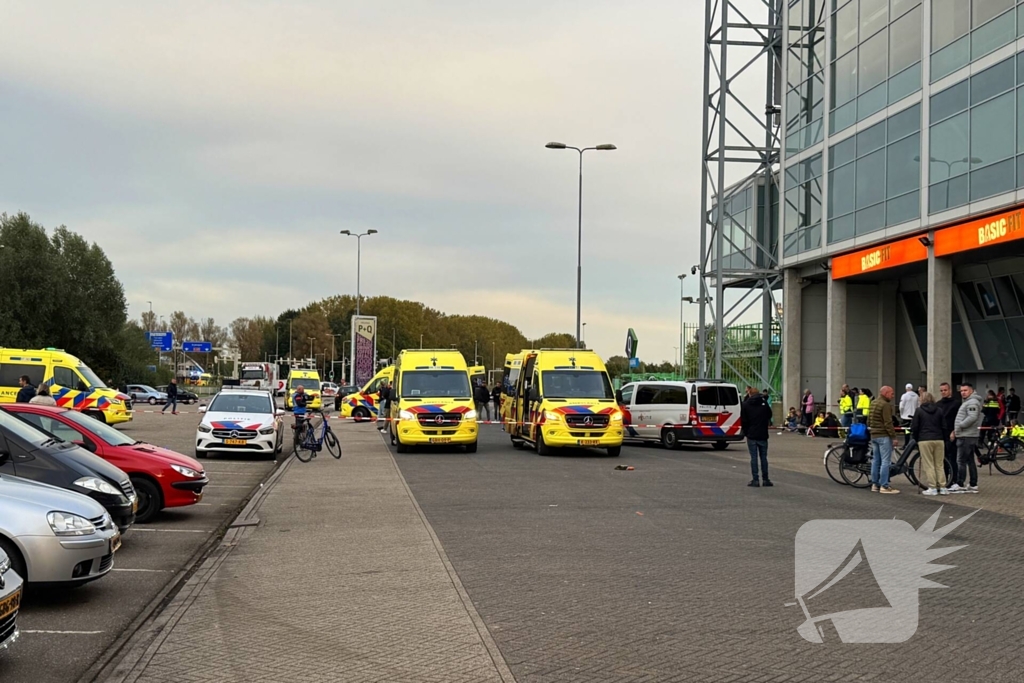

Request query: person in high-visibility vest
[
  {"left": 839, "top": 388, "right": 854, "bottom": 428},
  {"left": 856, "top": 389, "right": 872, "bottom": 423}
]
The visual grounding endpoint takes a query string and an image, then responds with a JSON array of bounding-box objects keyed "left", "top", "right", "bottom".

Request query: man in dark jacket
[
  {"left": 161, "top": 378, "right": 179, "bottom": 415},
  {"left": 474, "top": 381, "right": 491, "bottom": 421},
  {"left": 741, "top": 386, "right": 773, "bottom": 488},
  {"left": 15, "top": 376, "right": 36, "bottom": 403},
  {"left": 1008, "top": 388, "right": 1021, "bottom": 423},
  {"left": 937, "top": 382, "right": 961, "bottom": 486},
  {"left": 491, "top": 384, "right": 501, "bottom": 419},
  {"left": 377, "top": 381, "right": 392, "bottom": 432}
]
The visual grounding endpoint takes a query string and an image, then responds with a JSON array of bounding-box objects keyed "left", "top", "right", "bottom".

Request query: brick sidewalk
[
  {"left": 101, "top": 425, "right": 514, "bottom": 683},
  {"left": 715, "top": 432, "right": 1024, "bottom": 518}
]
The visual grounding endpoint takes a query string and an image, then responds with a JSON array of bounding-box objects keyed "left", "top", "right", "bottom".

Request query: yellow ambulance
[
  {"left": 337, "top": 366, "right": 394, "bottom": 420},
  {"left": 0, "top": 348, "right": 132, "bottom": 424},
  {"left": 507, "top": 348, "right": 623, "bottom": 456},
  {"left": 284, "top": 369, "right": 322, "bottom": 410},
  {"left": 386, "top": 349, "right": 478, "bottom": 453},
  {"left": 500, "top": 352, "right": 525, "bottom": 429}
]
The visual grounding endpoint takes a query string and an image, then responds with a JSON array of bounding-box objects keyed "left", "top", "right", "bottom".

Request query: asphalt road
[
  {"left": 387, "top": 423, "right": 1024, "bottom": 682},
  {"left": 0, "top": 405, "right": 283, "bottom": 683}
]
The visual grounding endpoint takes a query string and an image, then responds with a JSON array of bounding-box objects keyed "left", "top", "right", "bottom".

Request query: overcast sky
[{"left": 0, "top": 0, "right": 735, "bottom": 364}]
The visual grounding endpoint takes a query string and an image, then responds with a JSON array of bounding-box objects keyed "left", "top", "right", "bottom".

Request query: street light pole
[
  {"left": 420, "top": 333, "right": 423, "bottom": 349},
  {"left": 581, "top": 322, "right": 587, "bottom": 347},
  {"left": 546, "top": 141, "right": 617, "bottom": 348},
  {"left": 309, "top": 337, "right": 315, "bottom": 361},
  {"left": 147, "top": 301, "right": 153, "bottom": 332},
  {"left": 677, "top": 273, "right": 686, "bottom": 376},
  {"left": 339, "top": 229, "right": 378, "bottom": 316}
]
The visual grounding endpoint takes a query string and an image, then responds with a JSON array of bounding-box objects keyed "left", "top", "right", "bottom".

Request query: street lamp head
[
  {"left": 339, "top": 230, "right": 351, "bottom": 236},
  {"left": 545, "top": 142, "right": 567, "bottom": 149},
  {"left": 677, "top": 273, "right": 687, "bottom": 281},
  {"left": 367, "top": 229, "right": 378, "bottom": 235},
  {"left": 595, "top": 144, "right": 617, "bottom": 151}
]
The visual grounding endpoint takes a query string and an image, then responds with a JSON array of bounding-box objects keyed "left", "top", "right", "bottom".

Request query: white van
[{"left": 616, "top": 379, "right": 743, "bottom": 450}]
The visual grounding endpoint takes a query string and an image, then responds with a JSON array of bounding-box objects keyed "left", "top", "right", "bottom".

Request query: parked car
[
  {"left": 156, "top": 385, "right": 199, "bottom": 405},
  {"left": 0, "top": 545, "right": 23, "bottom": 650},
  {"left": 333, "top": 385, "right": 360, "bottom": 411},
  {"left": 0, "top": 470, "right": 120, "bottom": 585},
  {"left": 6, "top": 405, "right": 208, "bottom": 523},
  {"left": 320, "top": 382, "right": 339, "bottom": 399},
  {"left": 196, "top": 389, "right": 283, "bottom": 460},
  {"left": 0, "top": 408, "right": 136, "bottom": 532},
  {"left": 616, "top": 379, "right": 742, "bottom": 450},
  {"left": 126, "top": 384, "right": 167, "bottom": 405}
]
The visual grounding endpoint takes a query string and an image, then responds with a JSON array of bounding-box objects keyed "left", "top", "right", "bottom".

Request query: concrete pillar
[
  {"left": 927, "top": 253, "right": 953, "bottom": 392},
  {"left": 878, "top": 280, "right": 897, "bottom": 391},
  {"left": 783, "top": 268, "right": 802, "bottom": 418},
  {"left": 826, "top": 273, "right": 847, "bottom": 414}
]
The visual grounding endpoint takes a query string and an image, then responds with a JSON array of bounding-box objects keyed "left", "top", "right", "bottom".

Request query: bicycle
[
  {"left": 293, "top": 409, "right": 342, "bottom": 463},
  {"left": 973, "top": 431, "right": 1024, "bottom": 475},
  {"left": 826, "top": 438, "right": 951, "bottom": 490}
]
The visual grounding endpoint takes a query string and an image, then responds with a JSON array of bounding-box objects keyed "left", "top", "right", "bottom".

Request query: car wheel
[
  {"left": 661, "top": 429, "right": 680, "bottom": 450},
  {"left": 87, "top": 410, "right": 106, "bottom": 424},
  {"left": 131, "top": 477, "right": 163, "bottom": 524},
  {"left": 395, "top": 430, "right": 409, "bottom": 453},
  {"left": 536, "top": 430, "right": 552, "bottom": 456},
  {"left": 466, "top": 441, "right": 478, "bottom": 453},
  {"left": 353, "top": 407, "right": 371, "bottom": 423},
  {"left": 195, "top": 449, "right": 207, "bottom": 459},
  {"left": 713, "top": 441, "right": 728, "bottom": 451},
  {"left": 148, "top": 397, "right": 157, "bottom": 405},
  {"left": 0, "top": 536, "right": 27, "bottom": 581},
  {"left": 607, "top": 445, "right": 622, "bottom": 457}
]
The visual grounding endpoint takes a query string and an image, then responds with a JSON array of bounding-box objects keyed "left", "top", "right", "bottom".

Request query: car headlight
[
  {"left": 197, "top": 424, "right": 213, "bottom": 433},
  {"left": 171, "top": 464, "right": 201, "bottom": 478},
  {"left": 47, "top": 511, "right": 97, "bottom": 537},
  {"left": 110, "top": 398, "right": 123, "bottom": 406},
  {"left": 544, "top": 411, "right": 562, "bottom": 422},
  {"left": 73, "top": 477, "right": 121, "bottom": 496},
  {"left": 611, "top": 412, "right": 623, "bottom": 422},
  {"left": 258, "top": 426, "right": 276, "bottom": 435},
  {"left": 464, "top": 410, "right": 477, "bottom": 421},
  {"left": 0, "top": 555, "right": 9, "bottom": 574},
  {"left": 399, "top": 410, "right": 415, "bottom": 421}
]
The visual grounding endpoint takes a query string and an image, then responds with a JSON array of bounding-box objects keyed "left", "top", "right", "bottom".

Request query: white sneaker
[
  {"left": 947, "top": 484, "right": 964, "bottom": 493},
  {"left": 939, "top": 488, "right": 950, "bottom": 495},
  {"left": 966, "top": 485, "right": 979, "bottom": 494},
  {"left": 921, "top": 488, "right": 938, "bottom": 496}
]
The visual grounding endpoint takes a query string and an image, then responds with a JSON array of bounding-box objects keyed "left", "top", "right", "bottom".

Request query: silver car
[
  {"left": 0, "top": 460, "right": 120, "bottom": 585},
  {"left": 0, "top": 546, "right": 23, "bottom": 651},
  {"left": 126, "top": 384, "right": 167, "bottom": 405}
]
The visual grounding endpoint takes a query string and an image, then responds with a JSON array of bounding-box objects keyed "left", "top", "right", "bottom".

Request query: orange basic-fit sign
[
  {"left": 831, "top": 235, "right": 928, "bottom": 279},
  {"left": 934, "top": 206, "right": 1024, "bottom": 256}
]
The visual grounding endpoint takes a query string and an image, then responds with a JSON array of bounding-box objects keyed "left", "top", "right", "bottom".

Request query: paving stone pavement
[{"left": 105, "top": 422, "right": 513, "bottom": 683}]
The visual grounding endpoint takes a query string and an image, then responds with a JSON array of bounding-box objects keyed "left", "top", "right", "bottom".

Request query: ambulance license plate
[
  {"left": 429, "top": 438, "right": 452, "bottom": 444},
  {"left": 577, "top": 439, "right": 601, "bottom": 446},
  {"left": 0, "top": 589, "right": 21, "bottom": 620}
]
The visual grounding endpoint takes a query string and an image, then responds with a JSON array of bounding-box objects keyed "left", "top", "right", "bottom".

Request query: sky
[{"left": 0, "top": 1, "right": 766, "bottom": 364}]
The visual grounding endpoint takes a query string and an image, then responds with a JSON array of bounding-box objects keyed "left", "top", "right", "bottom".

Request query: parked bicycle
[
  {"left": 824, "top": 438, "right": 951, "bottom": 490},
  {"left": 293, "top": 409, "right": 342, "bottom": 463},
  {"left": 974, "top": 431, "right": 1024, "bottom": 475}
]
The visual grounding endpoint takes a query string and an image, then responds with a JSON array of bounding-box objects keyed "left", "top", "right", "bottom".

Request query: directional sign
[
  {"left": 625, "top": 328, "right": 638, "bottom": 358},
  {"left": 146, "top": 331, "right": 173, "bottom": 352},
  {"left": 182, "top": 341, "right": 213, "bottom": 353},
  {"left": 629, "top": 357, "right": 640, "bottom": 369}
]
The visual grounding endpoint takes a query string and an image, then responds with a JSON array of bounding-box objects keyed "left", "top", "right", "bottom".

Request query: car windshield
[
  {"left": 290, "top": 378, "right": 320, "bottom": 391},
  {"left": 240, "top": 369, "right": 266, "bottom": 380},
  {"left": 62, "top": 409, "right": 137, "bottom": 446},
  {"left": 208, "top": 394, "right": 273, "bottom": 414},
  {"left": 541, "top": 370, "right": 614, "bottom": 399},
  {"left": 401, "top": 371, "right": 471, "bottom": 398},
  {"left": 77, "top": 363, "right": 106, "bottom": 389},
  {"left": 0, "top": 409, "right": 53, "bottom": 446}
]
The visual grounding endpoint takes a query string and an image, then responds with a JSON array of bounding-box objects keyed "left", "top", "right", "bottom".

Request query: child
[
  {"left": 785, "top": 407, "right": 799, "bottom": 432},
  {"left": 807, "top": 410, "right": 826, "bottom": 437}
]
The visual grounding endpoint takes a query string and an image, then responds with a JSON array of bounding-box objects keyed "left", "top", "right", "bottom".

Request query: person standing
[
  {"left": 377, "top": 381, "right": 392, "bottom": 432},
  {"left": 491, "top": 384, "right": 502, "bottom": 421},
  {"left": 162, "top": 378, "right": 179, "bottom": 415},
  {"left": 867, "top": 385, "right": 899, "bottom": 494},
  {"left": 802, "top": 389, "right": 814, "bottom": 429},
  {"left": 856, "top": 388, "right": 872, "bottom": 423},
  {"left": 1008, "top": 387, "right": 1021, "bottom": 423},
  {"left": 997, "top": 386, "right": 1007, "bottom": 424},
  {"left": 899, "top": 383, "right": 919, "bottom": 447},
  {"left": 911, "top": 392, "right": 947, "bottom": 495},
  {"left": 29, "top": 385, "right": 57, "bottom": 406},
  {"left": 951, "top": 383, "right": 982, "bottom": 494},
  {"left": 741, "top": 386, "right": 773, "bottom": 487},
  {"left": 937, "top": 382, "right": 961, "bottom": 488},
  {"left": 838, "top": 387, "right": 854, "bottom": 429},
  {"left": 15, "top": 375, "right": 36, "bottom": 403},
  {"left": 982, "top": 390, "right": 1001, "bottom": 448},
  {"left": 474, "top": 380, "right": 491, "bottom": 422}
]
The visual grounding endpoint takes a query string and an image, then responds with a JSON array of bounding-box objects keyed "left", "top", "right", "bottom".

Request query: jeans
[
  {"left": 162, "top": 397, "right": 177, "bottom": 413},
  {"left": 870, "top": 436, "right": 893, "bottom": 488},
  {"left": 944, "top": 437, "right": 959, "bottom": 486},
  {"left": 747, "top": 439, "right": 769, "bottom": 481},
  {"left": 476, "top": 401, "right": 491, "bottom": 421},
  {"left": 956, "top": 437, "right": 978, "bottom": 487},
  {"left": 840, "top": 412, "right": 853, "bottom": 428}
]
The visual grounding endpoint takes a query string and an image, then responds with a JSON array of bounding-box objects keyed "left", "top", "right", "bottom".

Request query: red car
[{"left": 6, "top": 404, "right": 209, "bottom": 523}]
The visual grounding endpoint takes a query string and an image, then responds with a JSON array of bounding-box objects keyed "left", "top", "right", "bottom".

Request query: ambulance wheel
[
  {"left": 394, "top": 428, "right": 409, "bottom": 453},
  {"left": 465, "top": 441, "right": 478, "bottom": 454},
  {"left": 86, "top": 411, "right": 106, "bottom": 424},
  {"left": 607, "top": 446, "right": 621, "bottom": 457},
  {"left": 713, "top": 441, "right": 728, "bottom": 451},
  {"left": 536, "top": 431, "right": 552, "bottom": 456},
  {"left": 353, "top": 407, "right": 371, "bottom": 423},
  {"left": 661, "top": 429, "right": 680, "bottom": 450}
]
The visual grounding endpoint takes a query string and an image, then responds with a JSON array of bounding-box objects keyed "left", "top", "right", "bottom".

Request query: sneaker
[
  {"left": 879, "top": 486, "right": 900, "bottom": 495},
  {"left": 939, "top": 488, "right": 950, "bottom": 495},
  {"left": 762, "top": 480, "right": 774, "bottom": 487},
  {"left": 966, "top": 485, "right": 979, "bottom": 494},
  {"left": 947, "top": 484, "right": 964, "bottom": 494},
  {"left": 871, "top": 484, "right": 879, "bottom": 493},
  {"left": 748, "top": 479, "right": 760, "bottom": 487},
  {"left": 921, "top": 488, "right": 938, "bottom": 496}
]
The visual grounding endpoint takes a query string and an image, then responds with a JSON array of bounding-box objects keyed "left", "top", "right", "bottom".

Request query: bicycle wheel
[
  {"left": 906, "top": 453, "right": 926, "bottom": 489},
  {"left": 293, "top": 423, "right": 315, "bottom": 463},
  {"left": 325, "top": 426, "right": 342, "bottom": 459},
  {"left": 824, "top": 445, "right": 848, "bottom": 485},
  {"left": 995, "top": 438, "right": 1024, "bottom": 475},
  {"left": 840, "top": 458, "right": 871, "bottom": 488}
]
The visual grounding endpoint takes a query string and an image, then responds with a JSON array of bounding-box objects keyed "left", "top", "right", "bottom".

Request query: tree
[
  {"left": 230, "top": 317, "right": 272, "bottom": 361},
  {"left": 534, "top": 332, "right": 576, "bottom": 349},
  {"left": 199, "top": 317, "right": 227, "bottom": 348},
  {"left": 168, "top": 311, "right": 192, "bottom": 344},
  {"left": 140, "top": 310, "right": 157, "bottom": 333},
  {"left": 605, "top": 355, "right": 629, "bottom": 378}
]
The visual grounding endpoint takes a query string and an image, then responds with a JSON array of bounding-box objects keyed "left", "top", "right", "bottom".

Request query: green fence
[{"left": 680, "top": 321, "right": 781, "bottom": 396}]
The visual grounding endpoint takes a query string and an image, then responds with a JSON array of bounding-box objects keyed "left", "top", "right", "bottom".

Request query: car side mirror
[
  {"left": 275, "top": 409, "right": 285, "bottom": 417},
  {"left": 615, "top": 390, "right": 624, "bottom": 405},
  {"left": 198, "top": 406, "right": 207, "bottom": 413},
  {"left": 73, "top": 440, "right": 97, "bottom": 453}
]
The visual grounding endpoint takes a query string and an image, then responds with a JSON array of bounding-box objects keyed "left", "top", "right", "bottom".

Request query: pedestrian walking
[
  {"left": 802, "top": 389, "right": 814, "bottom": 429},
  {"left": 951, "top": 383, "right": 982, "bottom": 493},
  {"left": 377, "top": 381, "right": 392, "bottom": 431},
  {"left": 838, "top": 387, "right": 854, "bottom": 428},
  {"left": 1008, "top": 387, "right": 1021, "bottom": 423},
  {"left": 899, "top": 383, "right": 919, "bottom": 446},
  {"left": 491, "top": 384, "right": 501, "bottom": 421},
  {"left": 867, "top": 385, "right": 899, "bottom": 494},
  {"left": 911, "top": 392, "right": 947, "bottom": 495},
  {"left": 29, "top": 384, "right": 57, "bottom": 406},
  {"left": 741, "top": 386, "right": 773, "bottom": 487},
  {"left": 937, "top": 382, "right": 961, "bottom": 487},
  {"left": 15, "top": 375, "right": 36, "bottom": 403},
  {"left": 474, "top": 380, "right": 491, "bottom": 422},
  {"left": 162, "top": 378, "right": 179, "bottom": 414}
]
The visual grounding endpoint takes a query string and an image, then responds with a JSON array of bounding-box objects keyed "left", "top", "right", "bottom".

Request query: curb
[{"left": 79, "top": 453, "right": 295, "bottom": 683}]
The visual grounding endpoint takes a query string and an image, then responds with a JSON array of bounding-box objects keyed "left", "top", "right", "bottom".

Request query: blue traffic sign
[
  {"left": 182, "top": 341, "right": 212, "bottom": 353},
  {"left": 629, "top": 357, "right": 640, "bottom": 369},
  {"left": 146, "top": 331, "right": 173, "bottom": 352}
]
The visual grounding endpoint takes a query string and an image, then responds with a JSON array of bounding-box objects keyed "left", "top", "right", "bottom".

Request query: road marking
[
  {"left": 130, "top": 528, "right": 210, "bottom": 533},
  {"left": 112, "top": 568, "right": 174, "bottom": 573},
  {"left": 202, "top": 471, "right": 262, "bottom": 476},
  {"left": 205, "top": 484, "right": 255, "bottom": 488},
  {"left": 22, "top": 630, "right": 104, "bottom": 635}
]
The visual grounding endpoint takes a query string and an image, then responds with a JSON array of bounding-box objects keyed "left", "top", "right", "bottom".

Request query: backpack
[{"left": 847, "top": 422, "right": 869, "bottom": 445}]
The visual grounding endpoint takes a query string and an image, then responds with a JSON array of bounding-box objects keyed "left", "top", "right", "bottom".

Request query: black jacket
[
  {"left": 911, "top": 402, "right": 946, "bottom": 442},
  {"left": 741, "top": 394, "right": 772, "bottom": 441},
  {"left": 166, "top": 382, "right": 178, "bottom": 398},
  {"left": 379, "top": 385, "right": 391, "bottom": 402},
  {"left": 1010, "top": 394, "right": 1021, "bottom": 413},
  {"left": 491, "top": 386, "right": 501, "bottom": 403},
  {"left": 937, "top": 395, "right": 961, "bottom": 434},
  {"left": 473, "top": 384, "right": 490, "bottom": 403},
  {"left": 15, "top": 384, "right": 36, "bottom": 403}
]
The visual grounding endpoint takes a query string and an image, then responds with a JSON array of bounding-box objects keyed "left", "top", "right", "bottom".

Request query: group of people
[
  {"left": 473, "top": 380, "right": 502, "bottom": 422},
  {"left": 14, "top": 375, "right": 56, "bottom": 405}
]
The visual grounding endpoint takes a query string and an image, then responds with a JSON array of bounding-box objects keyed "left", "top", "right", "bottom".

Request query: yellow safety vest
[
  {"left": 857, "top": 394, "right": 870, "bottom": 415},
  {"left": 839, "top": 395, "right": 853, "bottom": 413},
  {"left": 1011, "top": 424, "right": 1024, "bottom": 439}
]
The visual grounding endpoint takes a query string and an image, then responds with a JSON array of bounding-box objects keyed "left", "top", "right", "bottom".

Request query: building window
[
  {"left": 713, "top": 186, "right": 757, "bottom": 271},
  {"left": 928, "top": 54, "right": 1024, "bottom": 213},
  {"left": 931, "top": 0, "right": 1019, "bottom": 82},
  {"left": 787, "top": 0, "right": 827, "bottom": 154},
  {"left": 783, "top": 153, "right": 823, "bottom": 256},
  {"left": 827, "top": 104, "right": 921, "bottom": 243},
  {"left": 829, "top": 0, "right": 922, "bottom": 136}
]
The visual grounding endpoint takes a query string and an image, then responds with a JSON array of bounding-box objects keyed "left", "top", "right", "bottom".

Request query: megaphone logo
[{"left": 790, "top": 507, "right": 977, "bottom": 643}]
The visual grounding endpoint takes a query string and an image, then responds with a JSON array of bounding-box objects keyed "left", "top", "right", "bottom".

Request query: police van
[{"left": 616, "top": 379, "right": 742, "bottom": 450}]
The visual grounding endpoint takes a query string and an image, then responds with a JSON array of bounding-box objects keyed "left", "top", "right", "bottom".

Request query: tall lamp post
[
  {"left": 677, "top": 274, "right": 686, "bottom": 376},
  {"left": 331, "top": 333, "right": 344, "bottom": 381},
  {"left": 339, "top": 229, "right": 378, "bottom": 316},
  {"left": 581, "top": 322, "right": 587, "bottom": 348},
  {"left": 545, "top": 141, "right": 617, "bottom": 348}
]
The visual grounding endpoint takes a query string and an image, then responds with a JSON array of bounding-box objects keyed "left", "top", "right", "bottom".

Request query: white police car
[{"left": 195, "top": 389, "right": 283, "bottom": 460}]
